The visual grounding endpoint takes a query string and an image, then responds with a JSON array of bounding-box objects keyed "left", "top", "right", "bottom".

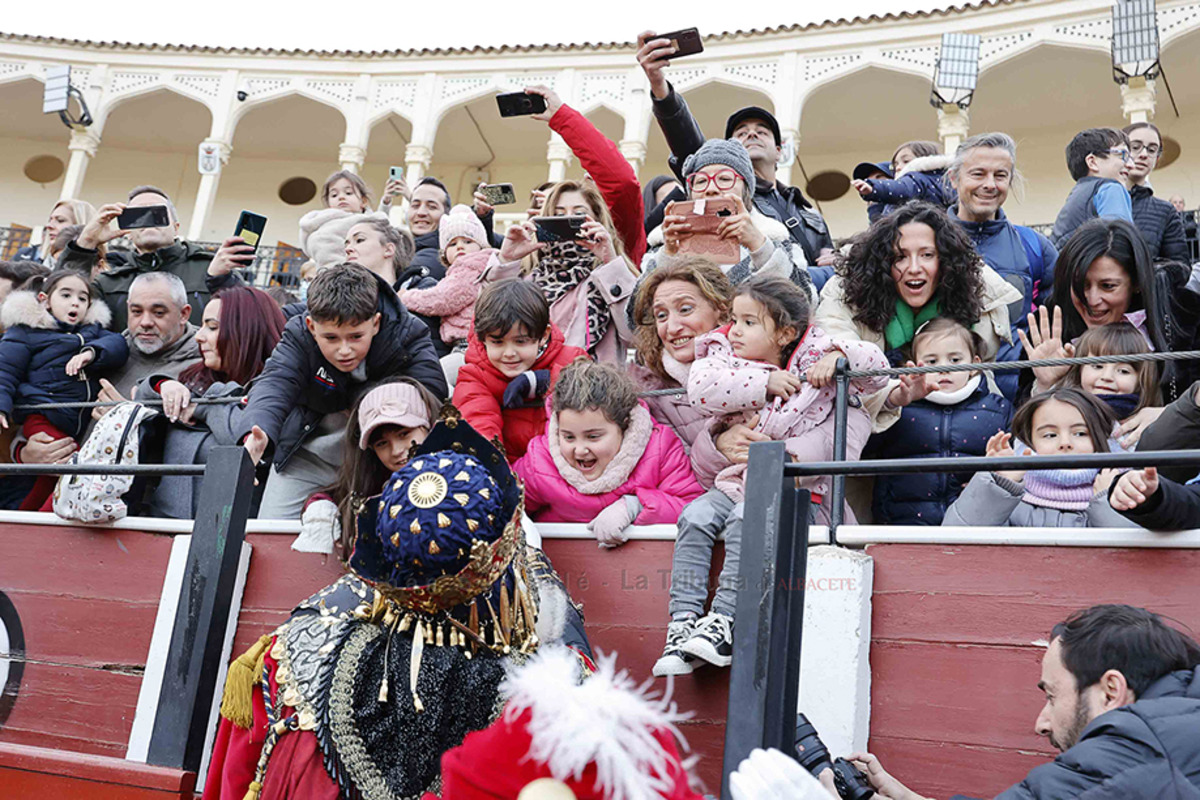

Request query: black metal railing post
[
  {"left": 146, "top": 446, "right": 256, "bottom": 772},
  {"left": 722, "top": 441, "right": 811, "bottom": 793},
  {"left": 829, "top": 357, "right": 850, "bottom": 543}
]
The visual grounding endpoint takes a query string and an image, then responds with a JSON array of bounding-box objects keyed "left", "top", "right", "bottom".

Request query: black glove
[{"left": 502, "top": 370, "right": 551, "bottom": 408}]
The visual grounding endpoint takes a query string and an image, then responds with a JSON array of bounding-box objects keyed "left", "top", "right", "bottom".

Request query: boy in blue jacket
[
  {"left": 238, "top": 262, "right": 447, "bottom": 519},
  {"left": 1050, "top": 128, "right": 1134, "bottom": 246}
]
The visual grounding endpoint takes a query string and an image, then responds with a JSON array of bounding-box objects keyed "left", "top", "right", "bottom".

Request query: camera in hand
[{"left": 793, "top": 714, "right": 875, "bottom": 800}]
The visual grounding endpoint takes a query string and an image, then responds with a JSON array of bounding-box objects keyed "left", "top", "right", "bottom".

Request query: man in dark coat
[
  {"left": 58, "top": 185, "right": 237, "bottom": 328},
  {"left": 236, "top": 263, "right": 447, "bottom": 518},
  {"left": 635, "top": 32, "right": 835, "bottom": 271},
  {"left": 842, "top": 605, "right": 1200, "bottom": 800}
]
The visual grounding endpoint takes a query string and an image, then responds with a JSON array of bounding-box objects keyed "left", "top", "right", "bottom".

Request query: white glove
[
  {"left": 586, "top": 495, "right": 641, "bottom": 549},
  {"left": 730, "top": 748, "right": 831, "bottom": 800},
  {"left": 293, "top": 499, "right": 341, "bottom": 554}
]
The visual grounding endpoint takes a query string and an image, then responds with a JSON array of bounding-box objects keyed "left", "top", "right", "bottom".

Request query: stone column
[
  {"left": 1121, "top": 76, "right": 1157, "bottom": 124},
  {"left": 186, "top": 140, "right": 232, "bottom": 242},
  {"left": 936, "top": 104, "right": 970, "bottom": 156},
  {"left": 338, "top": 144, "right": 366, "bottom": 173},
  {"left": 618, "top": 140, "right": 646, "bottom": 175},
  {"left": 59, "top": 128, "right": 101, "bottom": 202},
  {"left": 404, "top": 143, "right": 432, "bottom": 184},
  {"left": 547, "top": 133, "right": 572, "bottom": 182}
]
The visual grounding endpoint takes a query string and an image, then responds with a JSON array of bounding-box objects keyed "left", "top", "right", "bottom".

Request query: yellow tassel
[
  {"left": 243, "top": 780, "right": 263, "bottom": 800},
  {"left": 499, "top": 584, "right": 513, "bottom": 643},
  {"left": 219, "top": 634, "right": 273, "bottom": 729}
]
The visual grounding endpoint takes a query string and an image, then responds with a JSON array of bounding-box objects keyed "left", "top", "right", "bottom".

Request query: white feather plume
[{"left": 499, "top": 647, "right": 694, "bottom": 800}]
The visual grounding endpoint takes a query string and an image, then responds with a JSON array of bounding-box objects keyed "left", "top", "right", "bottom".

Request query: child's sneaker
[
  {"left": 679, "top": 611, "right": 734, "bottom": 667},
  {"left": 652, "top": 618, "right": 697, "bottom": 677}
]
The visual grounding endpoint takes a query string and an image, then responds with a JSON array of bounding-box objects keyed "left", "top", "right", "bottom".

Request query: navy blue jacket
[
  {"left": 870, "top": 378, "right": 1013, "bottom": 525},
  {"left": 862, "top": 155, "right": 956, "bottom": 216},
  {"left": 411, "top": 230, "right": 447, "bottom": 282},
  {"left": 235, "top": 271, "right": 448, "bottom": 469},
  {"left": 951, "top": 207, "right": 1057, "bottom": 327},
  {"left": 0, "top": 291, "right": 129, "bottom": 437},
  {"left": 1130, "top": 184, "right": 1191, "bottom": 264},
  {"left": 989, "top": 666, "right": 1200, "bottom": 800}
]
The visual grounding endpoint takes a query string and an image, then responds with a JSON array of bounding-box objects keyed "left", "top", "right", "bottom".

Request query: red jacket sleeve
[
  {"left": 452, "top": 367, "right": 504, "bottom": 444},
  {"left": 634, "top": 429, "right": 704, "bottom": 524},
  {"left": 549, "top": 105, "right": 647, "bottom": 265}
]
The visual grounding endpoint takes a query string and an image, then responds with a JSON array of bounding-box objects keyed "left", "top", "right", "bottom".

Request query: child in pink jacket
[
  {"left": 653, "top": 274, "right": 888, "bottom": 680},
  {"left": 399, "top": 205, "right": 494, "bottom": 350},
  {"left": 514, "top": 359, "right": 702, "bottom": 549}
]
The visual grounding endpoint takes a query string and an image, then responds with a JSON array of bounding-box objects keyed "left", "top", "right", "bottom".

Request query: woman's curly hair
[{"left": 837, "top": 201, "right": 986, "bottom": 334}]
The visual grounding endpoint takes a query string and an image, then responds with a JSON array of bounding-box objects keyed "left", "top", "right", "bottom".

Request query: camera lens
[{"left": 793, "top": 714, "right": 833, "bottom": 775}]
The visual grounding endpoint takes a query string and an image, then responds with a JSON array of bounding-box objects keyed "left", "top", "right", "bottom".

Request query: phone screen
[
  {"left": 235, "top": 211, "right": 267, "bottom": 251},
  {"left": 117, "top": 205, "right": 170, "bottom": 230}
]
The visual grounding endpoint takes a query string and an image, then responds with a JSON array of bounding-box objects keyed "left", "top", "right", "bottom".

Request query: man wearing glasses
[
  {"left": 1050, "top": 128, "right": 1135, "bottom": 247},
  {"left": 1122, "top": 122, "right": 1190, "bottom": 263}
]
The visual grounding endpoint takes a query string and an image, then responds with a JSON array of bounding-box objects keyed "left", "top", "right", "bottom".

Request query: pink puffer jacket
[
  {"left": 514, "top": 403, "right": 703, "bottom": 524},
  {"left": 399, "top": 248, "right": 494, "bottom": 344}
]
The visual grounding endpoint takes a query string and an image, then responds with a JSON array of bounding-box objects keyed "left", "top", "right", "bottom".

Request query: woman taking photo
[
  {"left": 815, "top": 201, "right": 1022, "bottom": 429},
  {"left": 135, "top": 286, "right": 285, "bottom": 518}
]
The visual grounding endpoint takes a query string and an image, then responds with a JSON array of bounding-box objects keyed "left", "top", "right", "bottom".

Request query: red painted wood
[
  {"left": 867, "top": 544, "right": 1200, "bottom": 798},
  {"left": 0, "top": 741, "right": 195, "bottom": 793}
]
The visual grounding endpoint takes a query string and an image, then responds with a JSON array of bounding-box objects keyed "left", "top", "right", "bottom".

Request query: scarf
[
  {"left": 1095, "top": 392, "right": 1141, "bottom": 421},
  {"left": 923, "top": 374, "right": 981, "bottom": 406},
  {"left": 659, "top": 350, "right": 693, "bottom": 388},
  {"left": 1022, "top": 467, "right": 1099, "bottom": 511},
  {"left": 530, "top": 240, "right": 610, "bottom": 355},
  {"left": 884, "top": 297, "right": 942, "bottom": 351}
]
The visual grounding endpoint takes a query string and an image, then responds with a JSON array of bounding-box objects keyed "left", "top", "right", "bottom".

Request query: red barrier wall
[{"left": 867, "top": 543, "right": 1200, "bottom": 799}]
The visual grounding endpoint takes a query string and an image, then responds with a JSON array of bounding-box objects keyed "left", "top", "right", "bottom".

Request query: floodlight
[
  {"left": 42, "top": 64, "right": 92, "bottom": 129},
  {"left": 1112, "top": 0, "right": 1160, "bottom": 83},
  {"left": 930, "top": 33, "right": 981, "bottom": 110}
]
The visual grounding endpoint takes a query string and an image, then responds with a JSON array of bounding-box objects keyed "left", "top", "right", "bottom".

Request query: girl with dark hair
[
  {"left": 1060, "top": 322, "right": 1162, "bottom": 443},
  {"left": 134, "top": 286, "right": 285, "bottom": 519},
  {"left": 1024, "top": 218, "right": 1189, "bottom": 405},
  {"left": 943, "top": 387, "right": 1136, "bottom": 528},
  {"left": 816, "top": 201, "right": 1023, "bottom": 430}
]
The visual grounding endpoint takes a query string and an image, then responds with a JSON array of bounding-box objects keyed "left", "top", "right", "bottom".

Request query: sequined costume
[{"left": 205, "top": 418, "right": 593, "bottom": 800}]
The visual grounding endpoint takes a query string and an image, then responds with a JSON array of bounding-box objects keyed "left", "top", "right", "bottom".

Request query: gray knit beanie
[{"left": 681, "top": 138, "right": 755, "bottom": 191}]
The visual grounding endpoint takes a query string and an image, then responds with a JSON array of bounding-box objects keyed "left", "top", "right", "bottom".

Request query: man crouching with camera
[{"left": 732, "top": 604, "right": 1200, "bottom": 800}]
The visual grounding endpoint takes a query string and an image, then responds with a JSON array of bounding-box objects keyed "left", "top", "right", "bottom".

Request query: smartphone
[
  {"left": 234, "top": 211, "right": 268, "bottom": 251},
  {"left": 655, "top": 27, "right": 703, "bottom": 60},
  {"left": 532, "top": 215, "right": 587, "bottom": 243},
  {"left": 481, "top": 183, "right": 516, "bottom": 206},
  {"left": 117, "top": 205, "right": 170, "bottom": 230},
  {"left": 389, "top": 165, "right": 404, "bottom": 183},
  {"left": 496, "top": 92, "right": 548, "bottom": 118},
  {"left": 670, "top": 198, "right": 739, "bottom": 261}
]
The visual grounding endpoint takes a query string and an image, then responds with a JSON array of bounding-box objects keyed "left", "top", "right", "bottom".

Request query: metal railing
[
  {"left": 0, "top": 225, "right": 32, "bottom": 260},
  {"left": 194, "top": 240, "right": 307, "bottom": 289}
]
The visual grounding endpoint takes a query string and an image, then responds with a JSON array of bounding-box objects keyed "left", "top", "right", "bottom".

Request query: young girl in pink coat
[
  {"left": 514, "top": 359, "right": 702, "bottom": 549},
  {"left": 653, "top": 274, "right": 888, "bottom": 679}
]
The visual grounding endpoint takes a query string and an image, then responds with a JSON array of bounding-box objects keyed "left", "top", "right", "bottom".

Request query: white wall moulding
[
  {"left": 722, "top": 60, "right": 780, "bottom": 88},
  {"left": 173, "top": 73, "right": 222, "bottom": 99}
]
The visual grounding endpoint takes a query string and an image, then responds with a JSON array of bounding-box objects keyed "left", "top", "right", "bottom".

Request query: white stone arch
[
  {"left": 0, "top": 59, "right": 46, "bottom": 88},
  {"left": 363, "top": 81, "right": 418, "bottom": 132},
  {"left": 426, "top": 75, "right": 515, "bottom": 140},
  {"left": 978, "top": 31, "right": 1111, "bottom": 77},
  {"left": 93, "top": 78, "right": 218, "bottom": 130},
  {"left": 223, "top": 79, "right": 352, "bottom": 143},
  {"left": 796, "top": 55, "right": 930, "bottom": 113}
]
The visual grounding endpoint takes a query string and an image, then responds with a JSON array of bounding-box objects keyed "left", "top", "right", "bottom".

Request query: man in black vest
[{"left": 1050, "top": 128, "right": 1135, "bottom": 247}]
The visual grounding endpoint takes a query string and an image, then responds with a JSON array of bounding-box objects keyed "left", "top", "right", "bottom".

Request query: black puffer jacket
[
  {"left": 235, "top": 271, "right": 448, "bottom": 469},
  {"left": 989, "top": 666, "right": 1200, "bottom": 800},
  {"left": 410, "top": 230, "right": 446, "bottom": 282},
  {"left": 1131, "top": 184, "right": 1190, "bottom": 263},
  {"left": 650, "top": 84, "right": 834, "bottom": 265}
]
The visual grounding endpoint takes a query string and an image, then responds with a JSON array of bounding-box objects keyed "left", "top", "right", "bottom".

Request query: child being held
[
  {"left": 942, "top": 387, "right": 1136, "bottom": 528},
  {"left": 237, "top": 263, "right": 447, "bottom": 519},
  {"left": 850, "top": 140, "right": 954, "bottom": 217},
  {"left": 514, "top": 360, "right": 702, "bottom": 548},
  {"left": 653, "top": 275, "right": 887, "bottom": 679},
  {"left": 299, "top": 170, "right": 397, "bottom": 269},
  {"left": 870, "top": 317, "right": 1013, "bottom": 525},
  {"left": 0, "top": 269, "right": 129, "bottom": 509},
  {"left": 1059, "top": 321, "right": 1161, "bottom": 449},
  {"left": 453, "top": 279, "right": 586, "bottom": 462},
  {"left": 399, "top": 205, "right": 495, "bottom": 353},
  {"left": 687, "top": 274, "right": 889, "bottom": 523}
]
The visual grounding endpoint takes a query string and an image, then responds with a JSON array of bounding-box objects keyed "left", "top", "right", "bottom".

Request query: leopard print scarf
[{"left": 530, "top": 240, "right": 610, "bottom": 355}]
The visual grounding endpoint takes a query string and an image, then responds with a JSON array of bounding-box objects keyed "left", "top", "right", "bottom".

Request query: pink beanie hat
[{"left": 438, "top": 205, "right": 489, "bottom": 254}]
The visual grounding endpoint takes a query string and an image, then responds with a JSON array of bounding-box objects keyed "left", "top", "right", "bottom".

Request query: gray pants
[
  {"left": 669, "top": 489, "right": 743, "bottom": 619},
  {"left": 256, "top": 412, "right": 347, "bottom": 520}
]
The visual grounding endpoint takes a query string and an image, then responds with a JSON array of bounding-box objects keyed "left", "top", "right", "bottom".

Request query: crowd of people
[{"left": 2, "top": 29, "right": 1200, "bottom": 800}]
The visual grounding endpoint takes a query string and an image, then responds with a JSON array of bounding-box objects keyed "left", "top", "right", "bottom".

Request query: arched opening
[
  {"left": 0, "top": 78, "right": 75, "bottom": 233},
  {"left": 799, "top": 66, "right": 933, "bottom": 240},
  {"left": 428, "top": 93, "right": 546, "bottom": 211},
  {"left": 362, "top": 113, "right": 414, "bottom": 200},
  {"left": 88, "top": 89, "right": 213, "bottom": 229},
  {"left": 216, "top": 94, "right": 347, "bottom": 246},
  {"left": 1153, "top": 28, "right": 1200, "bottom": 209},
  {"left": 641, "top": 81, "right": 775, "bottom": 188}
]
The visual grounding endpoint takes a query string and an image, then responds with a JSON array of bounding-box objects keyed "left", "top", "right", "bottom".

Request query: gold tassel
[
  {"left": 436, "top": 623, "right": 445, "bottom": 647},
  {"left": 499, "top": 584, "right": 513, "bottom": 644},
  {"left": 219, "top": 633, "right": 273, "bottom": 729},
  {"left": 378, "top": 674, "right": 390, "bottom": 704},
  {"left": 411, "top": 618, "right": 425, "bottom": 713},
  {"left": 484, "top": 595, "right": 510, "bottom": 652},
  {"left": 243, "top": 780, "right": 264, "bottom": 800}
]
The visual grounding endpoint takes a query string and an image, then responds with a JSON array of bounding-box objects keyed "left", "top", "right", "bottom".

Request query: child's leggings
[
  {"left": 18, "top": 414, "right": 74, "bottom": 512},
  {"left": 668, "top": 489, "right": 743, "bottom": 619}
]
